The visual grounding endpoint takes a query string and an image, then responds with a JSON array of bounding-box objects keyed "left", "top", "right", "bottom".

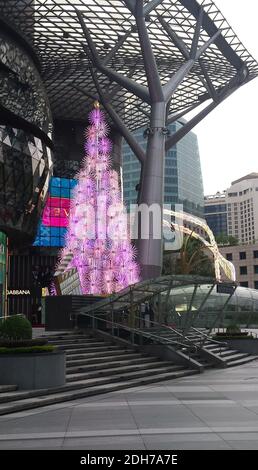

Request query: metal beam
[
  {"left": 76, "top": 9, "right": 151, "bottom": 104},
  {"left": 190, "top": 6, "right": 203, "bottom": 59},
  {"left": 123, "top": 0, "right": 135, "bottom": 14},
  {"left": 89, "top": 68, "right": 146, "bottom": 164},
  {"left": 158, "top": 16, "right": 190, "bottom": 60},
  {"left": 196, "top": 30, "right": 221, "bottom": 60},
  {"left": 165, "top": 68, "right": 247, "bottom": 150},
  {"left": 179, "top": 0, "right": 244, "bottom": 71},
  {"left": 135, "top": 0, "right": 164, "bottom": 102},
  {"left": 167, "top": 100, "right": 204, "bottom": 125},
  {"left": 198, "top": 60, "right": 218, "bottom": 101},
  {"left": 102, "top": 28, "right": 134, "bottom": 66},
  {"left": 144, "top": 0, "right": 164, "bottom": 17},
  {"left": 163, "top": 59, "right": 195, "bottom": 102}
]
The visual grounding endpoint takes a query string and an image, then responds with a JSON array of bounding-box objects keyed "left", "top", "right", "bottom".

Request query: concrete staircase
[
  {"left": 141, "top": 327, "right": 258, "bottom": 368},
  {"left": 0, "top": 332, "right": 198, "bottom": 416}
]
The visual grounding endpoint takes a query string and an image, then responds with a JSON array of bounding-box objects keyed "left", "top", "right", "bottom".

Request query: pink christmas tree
[{"left": 57, "top": 102, "right": 140, "bottom": 295}]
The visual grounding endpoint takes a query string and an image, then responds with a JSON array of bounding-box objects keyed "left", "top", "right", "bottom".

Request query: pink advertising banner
[{"left": 42, "top": 197, "right": 71, "bottom": 227}]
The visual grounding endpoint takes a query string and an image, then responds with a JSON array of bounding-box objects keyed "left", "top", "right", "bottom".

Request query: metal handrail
[
  {"left": 74, "top": 311, "right": 199, "bottom": 361},
  {"left": 190, "top": 326, "right": 228, "bottom": 348}
]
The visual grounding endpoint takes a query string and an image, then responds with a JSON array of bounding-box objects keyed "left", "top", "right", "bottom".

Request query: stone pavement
[{"left": 1, "top": 360, "right": 258, "bottom": 450}]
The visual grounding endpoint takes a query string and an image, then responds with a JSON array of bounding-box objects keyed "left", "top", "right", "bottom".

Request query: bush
[
  {"left": 0, "top": 345, "right": 55, "bottom": 354},
  {"left": 226, "top": 324, "right": 241, "bottom": 335},
  {"left": 0, "top": 315, "right": 32, "bottom": 340}
]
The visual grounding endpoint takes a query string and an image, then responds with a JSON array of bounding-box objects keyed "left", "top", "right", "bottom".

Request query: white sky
[{"left": 193, "top": 0, "right": 258, "bottom": 195}]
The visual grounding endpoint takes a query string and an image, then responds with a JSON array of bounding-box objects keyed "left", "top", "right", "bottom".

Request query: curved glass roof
[{"left": 1, "top": 0, "right": 258, "bottom": 130}]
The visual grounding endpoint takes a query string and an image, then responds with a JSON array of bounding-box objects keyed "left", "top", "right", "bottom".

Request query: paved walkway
[{"left": 1, "top": 360, "right": 258, "bottom": 449}]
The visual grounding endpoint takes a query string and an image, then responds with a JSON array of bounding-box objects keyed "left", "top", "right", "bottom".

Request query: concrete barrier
[{"left": 0, "top": 351, "right": 66, "bottom": 390}]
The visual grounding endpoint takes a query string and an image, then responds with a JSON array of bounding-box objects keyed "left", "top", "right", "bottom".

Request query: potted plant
[{"left": 0, "top": 315, "right": 65, "bottom": 389}]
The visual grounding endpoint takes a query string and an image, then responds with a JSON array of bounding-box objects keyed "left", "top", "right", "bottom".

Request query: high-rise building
[
  {"left": 219, "top": 243, "right": 258, "bottom": 290},
  {"left": 226, "top": 173, "right": 258, "bottom": 244},
  {"left": 122, "top": 121, "right": 204, "bottom": 218},
  {"left": 204, "top": 192, "right": 228, "bottom": 237}
]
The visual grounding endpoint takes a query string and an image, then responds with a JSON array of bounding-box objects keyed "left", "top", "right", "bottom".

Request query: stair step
[
  {"left": 47, "top": 338, "right": 105, "bottom": 345},
  {"left": 226, "top": 355, "right": 257, "bottom": 367},
  {"left": 66, "top": 352, "right": 141, "bottom": 367},
  {"left": 66, "top": 356, "right": 159, "bottom": 372},
  {"left": 0, "top": 369, "right": 199, "bottom": 416},
  {"left": 224, "top": 352, "right": 251, "bottom": 361},
  {"left": 54, "top": 342, "right": 117, "bottom": 351},
  {"left": 58, "top": 344, "right": 123, "bottom": 353},
  {"left": 0, "top": 385, "right": 18, "bottom": 393},
  {"left": 66, "top": 362, "right": 185, "bottom": 382},
  {"left": 42, "top": 334, "right": 92, "bottom": 341},
  {"left": 65, "top": 349, "right": 135, "bottom": 359},
  {"left": 0, "top": 366, "right": 196, "bottom": 405}
]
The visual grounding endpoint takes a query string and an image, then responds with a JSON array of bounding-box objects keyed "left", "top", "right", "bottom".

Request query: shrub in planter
[
  {"left": 0, "top": 315, "right": 32, "bottom": 340},
  {"left": 226, "top": 324, "right": 241, "bottom": 335}
]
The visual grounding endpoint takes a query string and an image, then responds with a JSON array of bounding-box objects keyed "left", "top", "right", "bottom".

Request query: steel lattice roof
[{"left": 1, "top": 0, "right": 258, "bottom": 131}]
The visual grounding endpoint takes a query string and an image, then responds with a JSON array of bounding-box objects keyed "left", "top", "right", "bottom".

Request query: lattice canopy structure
[{"left": 0, "top": 0, "right": 258, "bottom": 132}]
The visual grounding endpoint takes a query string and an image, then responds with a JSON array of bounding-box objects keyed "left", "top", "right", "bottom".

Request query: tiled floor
[{"left": 1, "top": 360, "right": 258, "bottom": 449}]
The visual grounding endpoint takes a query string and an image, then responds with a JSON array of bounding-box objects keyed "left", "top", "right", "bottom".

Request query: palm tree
[{"left": 163, "top": 231, "right": 215, "bottom": 277}]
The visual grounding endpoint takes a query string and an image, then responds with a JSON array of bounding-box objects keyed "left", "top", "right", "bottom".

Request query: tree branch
[{"left": 135, "top": 0, "right": 164, "bottom": 102}]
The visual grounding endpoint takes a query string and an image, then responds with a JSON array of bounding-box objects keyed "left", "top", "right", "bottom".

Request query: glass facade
[
  {"left": 204, "top": 203, "right": 228, "bottom": 236},
  {"left": 0, "top": 125, "right": 53, "bottom": 243},
  {"left": 163, "top": 284, "right": 258, "bottom": 328},
  {"left": 122, "top": 122, "right": 204, "bottom": 217},
  {"left": 0, "top": 27, "right": 53, "bottom": 245},
  {"left": 34, "top": 177, "right": 77, "bottom": 247},
  {"left": 0, "top": 30, "right": 52, "bottom": 135}
]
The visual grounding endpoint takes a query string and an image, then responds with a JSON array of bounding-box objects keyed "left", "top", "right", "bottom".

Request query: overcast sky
[{"left": 193, "top": 0, "right": 258, "bottom": 195}]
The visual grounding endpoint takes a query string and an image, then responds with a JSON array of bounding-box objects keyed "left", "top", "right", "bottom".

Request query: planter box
[
  {"left": 213, "top": 338, "right": 258, "bottom": 356},
  {"left": 0, "top": 351, "right": 65, "bottom": 390},
  {"left": 215, "top": 332, "right": 248, "bottom": 337}
]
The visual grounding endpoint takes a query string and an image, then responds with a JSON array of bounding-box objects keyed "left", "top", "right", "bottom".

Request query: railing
[
  {"left": 188, "top": 326, "right": 228, "bottom": 356},
  {"left": 73, "top": 310, "right": 200, "bottom": 363}
]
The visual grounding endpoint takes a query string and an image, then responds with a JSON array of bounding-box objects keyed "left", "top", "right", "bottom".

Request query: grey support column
[{"left": 137, "top": 101, "right": 167, "bottom": 280}]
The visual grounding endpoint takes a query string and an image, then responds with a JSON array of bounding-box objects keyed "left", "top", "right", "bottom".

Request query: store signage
[
  {"left": 7, "top": 290, "right": 31, "bottom": 295},
  {"left": 216, "top": 284, "right": 235, "bottom": 295},
  {"left": 42, "top": 197, "right": 71, "bottom": 227}
]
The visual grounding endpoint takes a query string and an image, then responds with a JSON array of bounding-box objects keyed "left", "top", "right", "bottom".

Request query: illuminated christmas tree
[{"left": 57, "top": 102, "right": 139, "bottom": 294}]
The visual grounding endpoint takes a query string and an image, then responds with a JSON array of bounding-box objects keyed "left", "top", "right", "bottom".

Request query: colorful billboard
[{"left": 34, "top": 177, "right": 77, "bottom": 247}]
